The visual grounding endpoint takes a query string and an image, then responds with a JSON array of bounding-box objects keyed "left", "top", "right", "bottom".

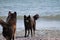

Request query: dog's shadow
[{"left": 16, "top": 36, "right": 28, "bottom": 39}]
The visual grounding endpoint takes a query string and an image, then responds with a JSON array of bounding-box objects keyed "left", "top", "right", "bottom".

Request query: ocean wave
[
  {"left": 41, "top": 14, "right": 60, "bottom": 20},
  {"left": 0, "top": 14, "right": 60, "bottom": 20}
]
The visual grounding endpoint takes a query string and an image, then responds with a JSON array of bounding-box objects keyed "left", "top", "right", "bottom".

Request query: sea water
[{"left": 17, "top": 19, "right": 60, "bottom": 31}]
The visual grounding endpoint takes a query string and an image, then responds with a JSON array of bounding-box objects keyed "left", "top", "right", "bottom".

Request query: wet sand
[{"left": 0, "top": 30, "right": 60, "bottom": 40}]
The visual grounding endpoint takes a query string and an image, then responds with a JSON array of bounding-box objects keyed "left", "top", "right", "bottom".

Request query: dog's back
[
  {"left": 2, "top": 24, "right": 13, "bottom": 39},
  {"left": 0, "top": 19, "right": 14, "bottom": 40}
]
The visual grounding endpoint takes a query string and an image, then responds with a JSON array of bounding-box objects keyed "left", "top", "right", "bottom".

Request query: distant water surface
[{"left": 0, "top": 18, "right": 60, "bottom": 31}]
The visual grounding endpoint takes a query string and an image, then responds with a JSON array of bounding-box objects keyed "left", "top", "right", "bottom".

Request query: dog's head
[
  {"left": 24, "top": 15, "right": 30, "bottom": 23},
  {"left": 7, "top": 11, "right": 17, "bottom": 24},
  {"left": 24, "top": 15, "right": 31, "bottom": 27},
  {"left": 33, "top": 14, "right": 39, "bottom": 20},
  {"left": 8, "top": 11, "right": 16, "bottom": 19}
]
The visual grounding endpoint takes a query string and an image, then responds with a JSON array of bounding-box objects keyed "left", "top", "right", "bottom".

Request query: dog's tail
[
  {"left": 0, "top": 19, "right": 9, "bottom": 28},
  {"left": 33, "top": 14, "right": 39, "bottom": 20},
  {"left": 0, "top": 19, "right": 4, "bottom": 24}
]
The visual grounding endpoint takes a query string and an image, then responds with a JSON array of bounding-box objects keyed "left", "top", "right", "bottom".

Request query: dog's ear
[
  {"left": 33, "top": 14, "right": 39, "bottom": 20},
  {"left": 8, "top": 11, "right": 11, "bottom": 16},
  {"left": 24, "top": 15, "right": 27, "bottom": 18},
  {"left": 28, "top": 15, "right": 30, "bottom": 18},
  {"left": 14, "top": 12, "right": 17, "bottom": 16}
]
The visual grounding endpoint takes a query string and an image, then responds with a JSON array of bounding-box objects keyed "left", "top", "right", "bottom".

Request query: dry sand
[{"left": 0, "top": 30, "right": 60, "bottom": 40}]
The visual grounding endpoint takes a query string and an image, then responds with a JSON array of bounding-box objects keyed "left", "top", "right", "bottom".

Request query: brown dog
[
  {"left": 6, "top": 11, "right": 17, "bottom": 40},
  {"left": 24, "top": 14, "right": 39, "bottom": 37},
  {"left": 0, "top": 11, "right": 17, "bottom": 40}
]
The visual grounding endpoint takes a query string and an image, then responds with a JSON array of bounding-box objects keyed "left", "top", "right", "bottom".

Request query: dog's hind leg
[
  {"left": 31, "top": 28, "right": 33, "bottom": 37},
  {"left": 27, "top": 29, "right": 30, "bottom": 37},
  {"left": 33, "top": 25, "right": 36, "bottom": 37},
  {"left": 12, "top": 32, "right": 16, "bottom": 40},
  {"left": 12, "top": 35, "right": 14, "bottom": 40},
  {"left": 9, "top": 37, "right": 11, "bottom": 40}
]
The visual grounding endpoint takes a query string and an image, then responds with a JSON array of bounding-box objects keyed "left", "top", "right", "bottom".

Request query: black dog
[
  {"left": 24, "top": 15, "right": 30, "bottom": 37},
  {"left": 24, "top": 14, "right": 39, "bottom": 37}
]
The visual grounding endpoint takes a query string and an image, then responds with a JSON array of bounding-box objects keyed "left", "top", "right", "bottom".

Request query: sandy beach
[
  {"left": 0, "top": 30, "right": 60, "bottom": 40},
  {"left": 0, "top": 17, "right": 60, "bottom": 40},
  {"left": 0, "top": 0, "right": 60, "bottom": 40}
]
